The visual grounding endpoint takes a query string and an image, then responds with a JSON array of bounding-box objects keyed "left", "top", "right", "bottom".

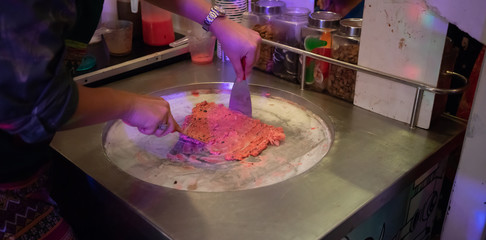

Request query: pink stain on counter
[
  {"left": 191, "top": 54, "right": 214, "bottom": 65},
  {"left": 191, "top": 91, "right": 200, "bottom": 97},
  {"left": 135, "top": 151, "right": 151, "bottom": 165},
  {"left": 187, "top": 181, "right": 198, "bottom": 191}
]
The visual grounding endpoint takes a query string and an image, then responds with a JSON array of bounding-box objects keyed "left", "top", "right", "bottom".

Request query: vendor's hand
[
  {"left": 63, "top": 86, "right": 181, "bottom": 136},
  {"left": 210, "top": 18, "right": 261, "bottom": 82},
  {"left": 122, "top": 95, "right": 181, "bottom": 137}
]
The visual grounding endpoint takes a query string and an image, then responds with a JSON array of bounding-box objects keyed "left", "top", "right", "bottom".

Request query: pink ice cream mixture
[{"left": 180, "top": 101, "right": 285, "bottom": 161}]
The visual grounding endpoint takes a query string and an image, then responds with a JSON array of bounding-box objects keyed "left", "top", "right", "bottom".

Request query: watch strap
[{"left": 202, "top": 6, "right": 225, "bottom": 31}]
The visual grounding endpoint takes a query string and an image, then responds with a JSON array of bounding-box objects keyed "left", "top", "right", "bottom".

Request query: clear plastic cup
[
  {"left": 102, "top": 20, "right": 133, "bottom": 56},
  {"left": 189, "top": 31, "right": 216, "bottom": 65}
]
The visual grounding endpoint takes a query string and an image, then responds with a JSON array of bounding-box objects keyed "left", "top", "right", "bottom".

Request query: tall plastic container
[
  {"left": 140, "top": 0, "right": 175, "bottom": 46},
  {"left": 272, "top": 7, "right": 310, "bottom": 82}
]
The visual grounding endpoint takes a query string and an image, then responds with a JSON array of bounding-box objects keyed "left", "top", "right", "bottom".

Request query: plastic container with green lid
[{"left": 300, "top": 11, "right": 342, "bottom": 92}]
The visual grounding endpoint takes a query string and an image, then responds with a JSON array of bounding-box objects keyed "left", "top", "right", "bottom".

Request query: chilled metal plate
[{"left": 102, "top": 83, "right": 334, "bottom": 192}]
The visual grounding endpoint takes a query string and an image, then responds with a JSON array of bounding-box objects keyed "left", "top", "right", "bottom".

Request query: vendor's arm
[
  {"left": 60, "top": 85, "right": 180, "bottom": 137},
  {"left": 0, "top": 1, "right": 179, "bottom": 143},
  {"left": 145, "top": 0, "right": 261, "bottom": 81}
]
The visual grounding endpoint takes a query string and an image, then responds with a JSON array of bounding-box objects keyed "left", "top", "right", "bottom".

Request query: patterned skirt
[{"left": 0, "top": 165, "right": 75, "bottom": 240}]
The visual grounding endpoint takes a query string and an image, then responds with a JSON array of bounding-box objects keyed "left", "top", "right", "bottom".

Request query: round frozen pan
[{"left": 103, "top": 83, "right": 334, "bottom": 192}]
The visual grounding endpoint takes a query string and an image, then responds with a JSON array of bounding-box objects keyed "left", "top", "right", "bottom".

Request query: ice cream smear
[{"left": 168, "top": 101, "right": 285, "bottom": 162}]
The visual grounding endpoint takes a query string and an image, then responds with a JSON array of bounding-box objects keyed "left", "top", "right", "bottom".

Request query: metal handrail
[{"left": 261, "top": 38, "right": 469, "bottom": 128}]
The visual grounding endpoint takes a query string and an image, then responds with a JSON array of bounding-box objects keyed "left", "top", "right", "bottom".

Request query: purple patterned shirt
[{"left": 0, "top": 0, "right": 79, "bottom": 143}]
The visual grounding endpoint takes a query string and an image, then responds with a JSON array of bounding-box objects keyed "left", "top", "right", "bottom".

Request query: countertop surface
[{"left": 51, "top": 59, "right": 466, "bottom": 240}]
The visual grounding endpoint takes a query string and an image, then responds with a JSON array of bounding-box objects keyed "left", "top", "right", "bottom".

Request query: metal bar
[
  {"left": 300, "top": 55, "right": 306, "bottom": 90},
  {"left": 74, "top": 44, "right": 189, "bottom": 85},
  {"left": 410, "top": 88, "right": 425, "bottom": 128},
  {"left": 262, "top": 38, "right": 468, "bottom": 95}
]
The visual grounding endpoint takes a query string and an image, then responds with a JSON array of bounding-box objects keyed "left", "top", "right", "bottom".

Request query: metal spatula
[{"left": 229, "top": 57, "right": 252, "bottom": 117}]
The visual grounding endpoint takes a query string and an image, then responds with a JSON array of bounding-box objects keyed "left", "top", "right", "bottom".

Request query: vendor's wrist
[
  {"left": 208, "top": 15, "right": 228, "bottom": 33},
  {"left": 202, "top": 6, "right": 226, "bottom": 32}
]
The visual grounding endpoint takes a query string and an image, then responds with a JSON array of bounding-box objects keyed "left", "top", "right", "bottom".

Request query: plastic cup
[
  {"left": 189, "top": 31, "right": 216, "bottom": 65},
  {"left": 141, "top": 0, "right": 175, "bottom": 46},
  {"left": 102, "top": 20, "right": 133, "bottom": 56}
]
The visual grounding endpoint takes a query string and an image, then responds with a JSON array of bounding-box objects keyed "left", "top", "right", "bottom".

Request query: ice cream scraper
[{"left": 229, "top": 57, "right": 252, "bottom": 117}]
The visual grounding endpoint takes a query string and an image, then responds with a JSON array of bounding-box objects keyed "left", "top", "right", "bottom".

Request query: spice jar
[
  {"left": 300, "top": 11, "right": 341, "bottom": 92},
  {"left": 247, "top": 0, "right": 286, "bottom": 72},
  {"left": 272, "top": 7, "right": 310, "bottom": 83},
  {"left": 328, "top": 18, "right": 362, "bottom": 102}
]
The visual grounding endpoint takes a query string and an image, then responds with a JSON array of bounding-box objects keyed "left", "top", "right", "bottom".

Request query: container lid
[
  {"left": 277, "top": 7, "right": 310, "bottom": 21},
  {"left": 308, "top": 11, "right": 342, "bottom": 29},
  {"left": 283, "top": 7, "right": 310, "bottom": 17},
  {"left": 253, "top": 0, "right": 286, "bottom": 15},
  {"left": 339, "top": 18, "right": 362, "bottom": 37}
]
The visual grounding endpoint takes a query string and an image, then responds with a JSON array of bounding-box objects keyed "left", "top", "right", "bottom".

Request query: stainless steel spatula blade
[
  {"left": 229, "top": 80, "right": 252, "bottom": 116},
  {"left": 229, "top": 57, "right": 252, "bottom": 117}
]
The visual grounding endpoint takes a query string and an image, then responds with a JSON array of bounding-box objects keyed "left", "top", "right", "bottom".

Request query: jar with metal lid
[
  {"left": 328, "top": 18, "right": 362, "bottom": 102},
  {"left": 247, "top": 0, "right": 286, "bottom": 72},
  {"left": 300, "top": 11, "right": 342, "bottom": 92},
  {"left": 272, "top": 7, "right": 310, "bottom": 83}
]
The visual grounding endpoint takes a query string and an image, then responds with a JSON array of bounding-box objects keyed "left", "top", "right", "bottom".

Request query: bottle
[
  {"left": 140, "top": 0, "right": 175, "bottom": 46},
  {"left": 272, "top": 7, "right": 310, "bottom": 83},
  {"left": 328, "top": 18, "right": 362, "bottom": 102},
  {"left": 117, "top": 0, "right": 142, "bottom": 40},
  {"left": 300, "top": 11, "right": 341, "bottom": 92},
  {"left": 247, "top": 0, "right": 286, "bottom": 72}
]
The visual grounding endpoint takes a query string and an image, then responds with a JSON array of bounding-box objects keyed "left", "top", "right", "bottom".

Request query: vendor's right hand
[
  {"left": 210, "top": 18, "right": 261, "bottom": 82},
  {"left": 122, "top": 95, "right": 181, "bottom": 137}
]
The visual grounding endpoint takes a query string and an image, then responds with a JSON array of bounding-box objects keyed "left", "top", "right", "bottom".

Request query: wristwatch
[{"left": 202, "top": 6, "right": 226, "bottom": 31}]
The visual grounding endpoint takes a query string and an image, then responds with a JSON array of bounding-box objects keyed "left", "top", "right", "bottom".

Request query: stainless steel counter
[{"left": 51, "top": 59, "right": 466, "bottom": 240}]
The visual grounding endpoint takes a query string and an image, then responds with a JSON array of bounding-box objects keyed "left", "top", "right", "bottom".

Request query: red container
[{"left": 141, "top": 0, "right": 175, "bottom": 46}]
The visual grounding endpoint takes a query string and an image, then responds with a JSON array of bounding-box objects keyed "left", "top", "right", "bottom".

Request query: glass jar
[
  {"left": 272, "top": 7, "right": 310, "bottom": 83},
  {"left": 328, "top": 18, "right": 362, "bottom": 102},
  {"left": 247, "top": 0, "right": 286, "bottom": 72},
  {"left": 300, "top": 11, "right": 341, "bottom": 92}
]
